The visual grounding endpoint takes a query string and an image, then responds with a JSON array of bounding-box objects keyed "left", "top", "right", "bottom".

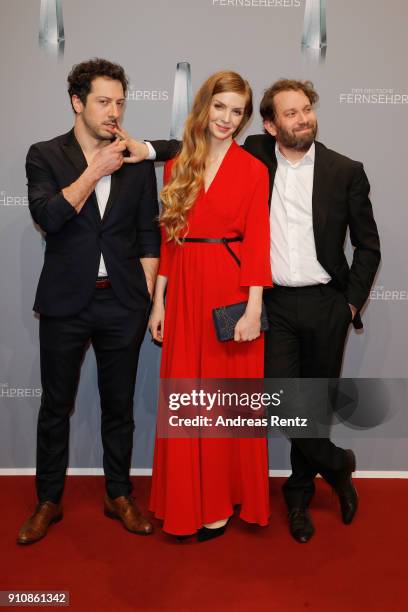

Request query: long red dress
[{"left": 149, "top": 141, "right": 272, "bottom": 535}]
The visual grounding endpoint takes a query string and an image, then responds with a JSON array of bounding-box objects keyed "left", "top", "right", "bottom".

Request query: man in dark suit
[
  {"left": 243, "top": 80, "right": 380, "bottom": 542},
  {"left": 17, "top": 58, "right": 160, "bottom": 545},
  {"left": 128, "top": 78, "right": 380, "bottom": 543}
]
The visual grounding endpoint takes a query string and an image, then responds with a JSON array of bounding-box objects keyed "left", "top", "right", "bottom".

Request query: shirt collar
[{"left": 275, "top": 141, "right": 315, "bottom": 168}]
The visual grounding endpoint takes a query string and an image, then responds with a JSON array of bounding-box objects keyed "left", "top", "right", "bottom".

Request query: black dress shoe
[
  {"left": 333, "top": 449, "right": 358, "bottom": 525},
  {"left": 288, "top": 508, "right": 315, "bottom": 543}
]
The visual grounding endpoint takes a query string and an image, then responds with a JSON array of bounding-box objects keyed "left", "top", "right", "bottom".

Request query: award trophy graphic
[
  {"left": 301, "top": 0, "right": 327, "bottom": 62},
  {"left": 170, "top": 62, "right": 192, "bottom": 139},
  {"left": 39, "top": 0, "right": 65, "bottom": 58}
]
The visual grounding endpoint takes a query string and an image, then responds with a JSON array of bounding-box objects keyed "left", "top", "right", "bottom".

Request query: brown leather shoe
[
  {"left": 17, "top": 501, "right": 63, "bottom": 545},
  {"left": 104, "top": 495, "right": 153, "bottom": 535}
]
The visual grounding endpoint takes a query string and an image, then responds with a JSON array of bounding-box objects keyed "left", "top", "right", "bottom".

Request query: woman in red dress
[{"left": 149, "top": 71, "right": 272, "bottom": 540}]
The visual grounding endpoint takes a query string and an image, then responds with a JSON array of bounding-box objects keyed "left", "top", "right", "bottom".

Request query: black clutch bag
[
  {"left": 213, "top": 301, "right": 269, "bottom": 342},
  {"left": 182, "top": 236, "right": 269, "bottom": 343}
]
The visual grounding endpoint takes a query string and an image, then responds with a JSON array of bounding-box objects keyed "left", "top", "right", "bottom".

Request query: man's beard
[
  {"left": 82, "top": 114, "right": 115, "bottom": 141},
  {"left": 93, "top": 125, "right": 115, "bottom": 142},
  {"left": 275, "top": 121, "right": 318, "bottom": 152}
]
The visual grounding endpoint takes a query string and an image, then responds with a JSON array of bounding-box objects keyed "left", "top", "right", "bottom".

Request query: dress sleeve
[
  {"left": 240, "top": 164, "right": 273, "bottom": 288},
  {"left": 158, "top": 160, "right": 175, "bottom": 277}
]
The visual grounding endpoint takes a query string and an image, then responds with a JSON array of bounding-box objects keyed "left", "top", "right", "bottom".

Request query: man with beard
[
  {"left": 17, "top": 59, "right": 160, "bottom": 544},
  {"left": 243, "top": 80, "right": 380, "bottom": 542},
  {"left": 126, "top": 79, "right": 380, "bottom": 543}
]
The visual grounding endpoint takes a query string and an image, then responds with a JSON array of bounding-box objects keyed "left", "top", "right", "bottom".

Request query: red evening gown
[{"left": 149, "top": 141, "right": 272, "bottom": 535}]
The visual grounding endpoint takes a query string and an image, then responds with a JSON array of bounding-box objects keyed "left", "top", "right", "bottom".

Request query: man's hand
[
  {"left": 62, "top": 140, "right": 126, "bottom": 213},
  {"left": 140, "top": 257, "right": 159, "bottom": 300},
  {"left": 113, "top": 126, "right": 150, "bottom": 163},
  {"left": 349, "top": 304, "right": 357, "bottom": 320},
  {"left": 89, "top": 139, "right": 127, "bottom": 180}
]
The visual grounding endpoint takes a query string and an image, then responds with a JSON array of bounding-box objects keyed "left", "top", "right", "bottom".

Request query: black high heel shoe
[
  {"left": 197, "top": 517, "right": 231, "bottom": 542},
  {"left": 175, "top": 534, "right": 191, "bottom": 542}
]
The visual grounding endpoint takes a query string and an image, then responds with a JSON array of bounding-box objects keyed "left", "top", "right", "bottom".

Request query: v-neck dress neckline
[{"left": 203, "top": 140, "right": 236, "bottom": 196}]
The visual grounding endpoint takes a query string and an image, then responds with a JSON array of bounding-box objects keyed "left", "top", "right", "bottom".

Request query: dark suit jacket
[
  {"left": 27, "top": 129, "right": 160, "bottom": 317},
  {"left": 152, "top": 134, "right": 381, "bottom": 329}
]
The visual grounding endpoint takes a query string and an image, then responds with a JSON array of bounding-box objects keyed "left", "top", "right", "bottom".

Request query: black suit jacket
[
  {"left": 27, "top": 129, "right": 160, "bottom": 317},
  {"left": 152, "top": 134, "right": 381, "bottom": 329}
]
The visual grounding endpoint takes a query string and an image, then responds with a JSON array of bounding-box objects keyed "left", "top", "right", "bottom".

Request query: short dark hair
[
  {"left": 67, "top": 58, "right": 128, "bottom": 112},
  {"left": 260, "top": 79, "right": 319, "bottom": 123}
]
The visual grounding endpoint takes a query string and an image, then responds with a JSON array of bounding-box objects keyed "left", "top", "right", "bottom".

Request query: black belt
[
  {"left": 272, "top": 281, "right": 335, "bottom": 293},
  {"left": 95, "top": 276, "right": 111, "bottom": 289},
  {"left": 181, "top": 237, "right": 242, "bottom": 267}
]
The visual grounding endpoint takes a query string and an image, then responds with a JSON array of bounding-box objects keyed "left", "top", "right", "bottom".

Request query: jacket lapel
[
  {"left": 267, "top": 163, "right": 277, "bottom": 204},
  {"left": 61, "top": 129, "right": 101, "bottom": 223},
  {"left": 259, "top": 135, "right": 278, "bottom": 205},
  {"left": 61, "top": 128, "right": 87, "bottom": 175},
  {"left": 312, "top": 142, "right": 332, "bottom": 260},
  {"left": 102, "top": 165, "right": 124, "bottom": 222}
]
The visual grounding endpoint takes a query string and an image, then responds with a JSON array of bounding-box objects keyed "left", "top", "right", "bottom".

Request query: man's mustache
[{"left": 294, "top": 123, "right": 315, "bottom": 132}]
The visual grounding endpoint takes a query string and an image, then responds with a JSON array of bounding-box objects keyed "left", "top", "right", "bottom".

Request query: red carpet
[{"left": 1, "top": 476, "right": 406, "bottom": 612}]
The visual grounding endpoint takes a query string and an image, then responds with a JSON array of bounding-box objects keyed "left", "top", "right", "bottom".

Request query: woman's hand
[
  {"left": 113, "top": 125, "right": 150, "bottom": 163},
  {"left": 149, "top": 301, "right": 165, "bottom": 342},
  {"left": 234, "top": 286, "right": 263, "bottom": 342},
  {"left": 234, "top": 311, "right": 261, "bottom": 343}
]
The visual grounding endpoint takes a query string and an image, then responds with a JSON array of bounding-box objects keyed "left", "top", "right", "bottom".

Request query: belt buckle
[{"left": 95, "top": 277, "right": 110, "bottom": 289}]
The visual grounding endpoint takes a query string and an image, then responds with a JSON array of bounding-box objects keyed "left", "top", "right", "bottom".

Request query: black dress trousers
[
  {"left": 36, "top": 286, "right": 149, "bottom": 503},
  {"left": 264, "top": 283, "right": 352, "bottom": 509}
]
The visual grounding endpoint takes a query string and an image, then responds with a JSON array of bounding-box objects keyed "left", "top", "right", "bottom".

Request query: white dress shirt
[
  {"left": 94, "top": 174, "right": 111, "bottom": 278},
  {"left": 145, "top": 141, "right": 156, "bottom": 160},
  {"left": 270, "top": 142, "right": 331, "bottom": 286}
]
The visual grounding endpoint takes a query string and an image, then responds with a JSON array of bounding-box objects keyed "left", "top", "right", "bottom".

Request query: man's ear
[
  {"left": 263, "top": 120, "right": 277, "bottom": 137},
  {"left": 71, "top": 95, "right": 83, "bottom": 115}
]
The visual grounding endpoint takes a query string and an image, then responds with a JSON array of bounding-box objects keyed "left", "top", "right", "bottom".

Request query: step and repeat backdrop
[{"left": 0, "top": 0, "right": 407, "bottom": 472}]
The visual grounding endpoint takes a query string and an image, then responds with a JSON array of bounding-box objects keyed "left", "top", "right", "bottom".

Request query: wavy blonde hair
[{"left": 160, "top": 70, "right": 253, "bottom": 242}]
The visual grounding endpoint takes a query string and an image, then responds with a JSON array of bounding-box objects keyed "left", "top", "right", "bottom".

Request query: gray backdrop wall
[{"left": 0, "top": 0, "right": 407, "bottom": 473}]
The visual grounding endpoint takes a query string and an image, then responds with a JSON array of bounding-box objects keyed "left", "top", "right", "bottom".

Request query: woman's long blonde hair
[{"left": 160, "top": 70, "right": 253, "bottom": 242}]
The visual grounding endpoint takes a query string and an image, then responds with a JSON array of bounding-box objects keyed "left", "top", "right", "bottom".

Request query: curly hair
[
  {"left": 160, "top": 70, "right": 253, "bottom": 243},
  {"left": 260, "top": 79, "right": 319, "bottom": 123},
  {"left": 67, "top": 58, "right": 128, "bottom": 112}
]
